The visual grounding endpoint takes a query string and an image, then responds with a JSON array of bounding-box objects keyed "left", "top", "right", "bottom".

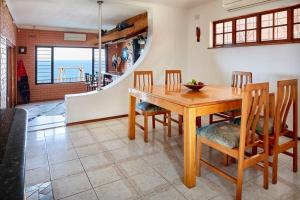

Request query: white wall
[
  {"left": 186, "top": 0, "right": 300, "bottom": 132},
  {"left": 65, "top": 3, "right": 188, "bottom": 123}
]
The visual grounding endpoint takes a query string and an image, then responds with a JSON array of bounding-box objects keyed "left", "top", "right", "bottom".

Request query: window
[
  {"left": 36, "top": 46, "right": 106, "bottom": 84},
  {"left": 212, "top": 3, "right": 300, "bottom": 48},
  {"left": 236, "top": 16, "right": 257, "bottom": 43},
  {"left": 36, "top": 47, "right": 52, "bottom": 84},
  {"left": 261, "top": 10, "right": 288, "bottom": 41},
  {"left": 294, "top": 8, "right": 300, "bottom": 39},
  {"left": 215, "top": 21, "right": 233, "bottom": 46}
]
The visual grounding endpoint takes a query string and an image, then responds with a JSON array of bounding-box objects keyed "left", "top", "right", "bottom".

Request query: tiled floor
[{"left": 25, "top": 115, "right": 300, "bottom": 200}]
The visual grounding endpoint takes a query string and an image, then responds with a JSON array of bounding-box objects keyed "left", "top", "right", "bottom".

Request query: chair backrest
[
  {"left": 134, "top": 71, "right": 153, "bottom": 89},
  {"left": 239, "top": 83, "right": 269, "bottom": 149},
  {"left": 231, "top": 71, "right": 252, "bottom": 88},
  {"left": 85, "top": 73, "right": 90, "bottom": 83},
  {"left": 165, "top": 70, "right": 182, "bottom": 85},
  {"left": 274, "top": 79, "right": 298, "bottom": 136}
]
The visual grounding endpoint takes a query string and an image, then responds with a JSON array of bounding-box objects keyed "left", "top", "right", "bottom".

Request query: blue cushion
[
  {"left": 136, "top": 102, "right": 165, "bottom": 112},
  {"left": 197, "top": 122, "right": 240, "bottom": 148},
  {"left": 232, "top": 117, "right": 274, "bottom": 135}
]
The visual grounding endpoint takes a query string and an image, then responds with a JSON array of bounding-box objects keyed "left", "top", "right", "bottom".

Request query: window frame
[
  {"left": 212, "top": 3, "right": 300, "bottom": 48},
  {"left": 35, "top": 46, "right": 105, "bottom": 85}
]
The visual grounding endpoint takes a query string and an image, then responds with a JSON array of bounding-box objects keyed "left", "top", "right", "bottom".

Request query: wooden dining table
[{"left": 128, "top": 84, "right": 243, "bottom": 188}]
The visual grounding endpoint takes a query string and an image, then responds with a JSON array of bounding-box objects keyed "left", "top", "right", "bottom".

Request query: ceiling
[
  {"left": 6, "top": 0, "right": 148, "bottom": 32},
  {"left": 6, "top": 0, "right": 208, "bottom": 32}
]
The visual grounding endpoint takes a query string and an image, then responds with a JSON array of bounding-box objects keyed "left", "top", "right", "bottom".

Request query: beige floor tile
[
  {"left": 25, "top": 166, "right": 50, "bottom": 187},
  {"left": 60, "top": 190, "right": 98, "bottom": 200},
  {"left": 143, "top": 151, "right": 176, "bottom": 167},
  {"left": 129, "top": 169, "right": 168, "bottom": 195},
  {"left": 101, "top": 139, "right": 126, "bottom": 151},
  {"left": 118, "top": 158, "right": 153, "bottom": 177},
  {"left": 80, "top": 152, "right": 113, "bottom": 171},
  {"left": 152, "top": 161, "right": 183, "bottom": 184},
  {"left": 52, "top": 173, "right": 92, "bottom": 200},
  {"left": 174, "top": 177, "right": 221, "bottom": 200},
  {"left": 86, "top": 165, "right": 123, "bottom": 188},
  {"left": 68, "top": 129, "right": 92, "bottom": 141},
  {"left": 71, "top": 135, "right": 96, "bottom": 148},
  {"left": 144, "top": 186, "right": 185, "bottom": 200},
  {"left": 85, "top": 121, "right": 106, "bottom": 129},
  {"left": 109, "top": 145, "right": 143, "bottom": 162},
  {"left": 75, "top": 143, "right": 104, "bottom": 158},
  {"left": 48, "top": 148, "right": 78, "bottom": 164},
  {"left": 26, "top": 154, "right": 49, "bottom": 170},
  {"left": 90, "top": 128, "right": 118, "bottom": 142},
  {"left": 94, "top": 179, "right": 139, "bottom": 200},
  {"left": 50, "top": 159, "right": 84, "bottom": 180}
]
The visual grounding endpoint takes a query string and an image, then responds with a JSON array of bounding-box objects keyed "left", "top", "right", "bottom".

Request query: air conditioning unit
[
  {"left": 223, "top": 0, "right": 279, "bottom": 11},
  {"left": 64, "top": 33, "right": 86, "bottom": 41}
]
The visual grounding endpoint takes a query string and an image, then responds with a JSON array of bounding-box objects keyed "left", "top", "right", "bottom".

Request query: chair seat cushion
[
  {"left": 136, "top": 102, "right": 165, "bottom": 112},
  {"left": 232, "top": 117, "right": 274, "bottom": 135},
  {"left": 197, "top": 122, "right": 240, "bottom": 148}
]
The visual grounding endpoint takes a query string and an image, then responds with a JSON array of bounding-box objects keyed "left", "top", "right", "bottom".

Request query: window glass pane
[
  {"left": 36, "top": 47, "right": 52, "bottom": 84},
  {"left": 261, "top": 28, "right": 273, "bottom": 41},
  {"left": 216, "top": 34, "right": 223, "bottom": 45},
  {"left": 236, "top": 19, "right": 245, "bottom": 31},
  {"left": 236, "top": 31, "right": 245, "bottom": 43},
  {"left": 246, "top": 30, "right": 256, "bottom": 42},
  {"left": 216, "top": 23, "right": 223, "bottom": 34},
  {"left": 54, "top": 47, "right": 92, "bottom": 83},
  {"left": 224, "top": 33, "right": 232, "bottom": 44},
  {"left": 294, "top": 8, "right": 300, "bottom": 23},
  {"left": 274, "top": 11, "right": 287, "bottom": 26},
  {"left": 274, "top": 26, "right": 287, "bottom": 40},
  {"left": 247, "top": 17, "right": 256, "bottom": 29},
  {"left": 262, "top": 14, "right": 273, "bottom": 27},
  {"left": 294, "top": 24, "right": 300, "bottom": 39},
  {"left": 224, "top": 21, "right": 232, "bottom": 32}
]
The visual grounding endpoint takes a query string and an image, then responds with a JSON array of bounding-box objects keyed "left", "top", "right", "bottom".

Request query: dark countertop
[{"left": 0, "top": 108, "right": 27, "bottom": 200}]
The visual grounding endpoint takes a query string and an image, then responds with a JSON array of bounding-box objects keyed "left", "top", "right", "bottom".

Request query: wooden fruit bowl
[{"left": 184, "top": 84, "right": 206, "bottom": 91}]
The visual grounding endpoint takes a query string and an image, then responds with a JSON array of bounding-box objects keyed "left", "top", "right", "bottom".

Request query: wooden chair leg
[
  {"left": 178, "top": 115, "right": 183, "bottom": 135},
  {"left": 209, "top": 114, "right": 213, "bottom": 124},
  {"left": 263, "top": 155, "right": 269, "bottom": 189},
  {"left": 144, "top": 114, "right": 148, "bottom": 143},
  {"left": 196, "top": 137, "right": 202, "bottom": 176},
  {"left": 152, "top": 115, "right": 156, "bottom": 129},
  {"left": 293, "top": 143, "right": 298, "bottom": 172},
  {"left": 272, "top": 151, "right": 279, "bottom": 184},
  {"left": 236, "top": 162, "right": 244, "bottom": 200},
  {"left": 167, "top": 112, "right": 171, "bottom": 137},
  {"left": 163, "top": 114, "right": 167, "bottom": 123}
]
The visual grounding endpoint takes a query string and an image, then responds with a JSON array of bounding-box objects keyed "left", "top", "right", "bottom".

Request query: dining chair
[
  {"left": 85, "top": 73, "right": 91, "bottom": 91},
  {"left": 262, "top": 79, "right": 298, "bottom": 184},
  {"left": 134, "top": 71, "right": 171, "bottom": 142},
  {"left": 197, "top": 82, "right": 270, "bottom": 200},
  {"left": 209, "top": 71, "right": 252, "bottom": 124},
  {"left": 165, "top": 70, "right": 202, "bottom": 134}
]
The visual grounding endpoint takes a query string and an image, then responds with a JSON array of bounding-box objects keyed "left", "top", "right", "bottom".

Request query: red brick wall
[
  {"left": 0, "top": 2, "right": 17, "bottom": 45},
  {"left": 16, "top": 29, "right": 98, "bottom": 102},
  {"left": 107, "top": 40, "right": 132, "bottom": 74}
]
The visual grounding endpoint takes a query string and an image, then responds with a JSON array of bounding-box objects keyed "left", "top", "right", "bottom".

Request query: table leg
[
  {"left": 183, "top": 107, "right": 197, "bottom": 188},
  {"left": 128, "top": 95, "right": 136, "bottom": 140}
]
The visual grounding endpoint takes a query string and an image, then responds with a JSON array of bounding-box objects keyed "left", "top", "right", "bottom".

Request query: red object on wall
[
  {"left": 196, "top": 27, "right": 201, "bottom": 42},
  {"left": 17, "top": 59, "right": 27, "bottom": 81}
]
